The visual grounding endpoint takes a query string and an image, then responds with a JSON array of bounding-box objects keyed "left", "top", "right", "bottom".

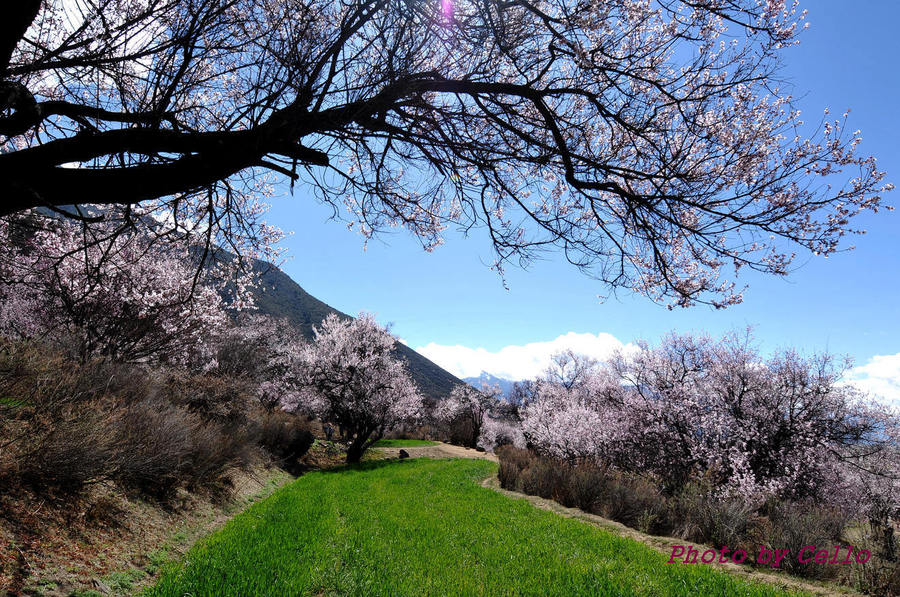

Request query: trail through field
[{"left": 373, "top": 441, "right": 498, "bottom": 461}]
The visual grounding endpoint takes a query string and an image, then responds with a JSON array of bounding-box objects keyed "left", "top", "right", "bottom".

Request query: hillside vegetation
[{"left": 149, "top": 459, "right": 804, "bottom": 597}]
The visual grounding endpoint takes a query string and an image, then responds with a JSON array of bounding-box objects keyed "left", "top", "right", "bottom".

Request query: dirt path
[
  {"left": 375, "top": 443, "right": 857, "bottom": 597},
  {"left": 375, "top": 442, "right": 498, "bottom": 462}
]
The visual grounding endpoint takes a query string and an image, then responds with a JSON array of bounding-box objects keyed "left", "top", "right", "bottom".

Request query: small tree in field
[
  {"left": 296, "top": 313, "right": 422, "bottom": 463},
  {"left": 437, "top": 383, "right": 499, "bottom": 448}
]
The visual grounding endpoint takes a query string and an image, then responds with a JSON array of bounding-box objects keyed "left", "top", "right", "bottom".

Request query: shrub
[
  {"left": 17, "top": 403, "right": 121, "bottom": 493},
  {"left": 0, "top": 341, "right": 259, "bottom": 501},
  {"left": 496, "top": 443, "right": 868, "bottom": 585},
  {"left": 599, "top": 472, "right": 669, "bottom": 533},
  {"left": 757, "top": 500, "right": 848, "bottom": 579},
  {"left": 116, "top": 398, "right": 254, "bottom": 500},
  {"left": 164, "top": 371, "right": 254, "bottom": 424},
  {"left": 851, "top": 531, "right": 900, "bottom": 596},
  {"left": 382, "top": 425, "right": 435, "bottom": 441},
  {"left": 518, "top": 458, "right": 556, "bottom": 499},
  {"left": 252, "top": 410, "right": 314, "bottom": 473},
  {"left": 518, "top": 456, "right": 572, "bottom": 503},
  {"left": 0, "top": 344, "right": 119, "bottom": 493},
  {"left": 673, "top": 485, "right": 755, "bottom": 551},
  {"left": 496, "top": 446, "right": 535, "bottom": 490},
  {"left": 181, "top": 421, "right": 252, "bottom": 497},
  {"left": 566, "top": 464, "right": 608, "bottom": 513}
]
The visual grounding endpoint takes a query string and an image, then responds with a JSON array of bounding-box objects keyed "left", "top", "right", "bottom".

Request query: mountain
[
  {"left": 463, "top": 372, "right": 520, "bottom": 399},
  {"left": 249, "top": 260, "right": 463, "bottom": 400}
]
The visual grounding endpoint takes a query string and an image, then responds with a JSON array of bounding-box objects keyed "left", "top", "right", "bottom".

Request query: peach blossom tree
[
  {"left": 0, "top": 217, "right": 232, "bottom": 364},
  {"left": 0, "top": 0, "right": 891, "bottom": 306},
  {"left": 436, "top": 382, "right": 501, "bottom": 448},
  {"left": 295, "top": 313, "right": 423, "bottom": 463},
  {"left": 521, "top": 333, "right": 900, "bottom": 511}
]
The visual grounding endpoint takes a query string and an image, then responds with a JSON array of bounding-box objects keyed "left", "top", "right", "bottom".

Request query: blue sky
[{"left": 266, "top": 1, "right": 900, "bottom": 400}]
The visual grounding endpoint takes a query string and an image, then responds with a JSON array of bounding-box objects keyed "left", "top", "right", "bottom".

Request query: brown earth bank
[
  {"left": 0, "top": 439, "right": 387, "bottom": 597},
  {"left": 0, "top": 466, "right": 293, "bottom": 597}
]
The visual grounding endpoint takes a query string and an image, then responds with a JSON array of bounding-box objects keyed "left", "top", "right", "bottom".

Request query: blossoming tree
[
  {"left": 521, "top": 333, "right": 900, "bottom": 508},
  {"left": 436, "top": 383, "right": 500, "bottom": 448},
  {"left": 0, "top": 0, "right": 892, "bottom": 306},
  {"left": 207, "top": 313, "right": 308, "bottom": 409},
  {"left": 519, "top": 352, "right": 622, "bottom": 462},
  {"left": 0, "top": 217, "right": 230, "bottom": 364},
  {"left": 296, "top": 313, "right": 422, "bottom": 463}
]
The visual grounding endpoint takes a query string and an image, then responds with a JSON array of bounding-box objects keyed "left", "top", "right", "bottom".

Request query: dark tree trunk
[
  {"left": 871, "top": 516, "right": 897, "bottom": 562},
  {"left": 1, "top": 0, "right": 41, "bottom": 77},
  {"left": 346, "top": 436, "right": 368, "bottom": 464},
  {"left": 470, "top": 416, "right": 481, "bottom": 448}
]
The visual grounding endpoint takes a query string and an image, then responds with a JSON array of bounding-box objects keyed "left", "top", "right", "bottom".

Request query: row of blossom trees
[
  {"left": 0, "top": 215, "right": 233, "bottom": 364},
  {"left": 0, "top": 215, "right": 425, "bottom": 463},
  {"left": 517, "top": 335, "right": 900, "bottom": 557},
  {"left": 9, "top": 214, "right": 895, "bottom": 514}
]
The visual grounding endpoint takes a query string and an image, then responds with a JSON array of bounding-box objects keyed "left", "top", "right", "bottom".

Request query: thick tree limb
[{"left": 0, "top": 0, "right": 41, "bottom": 77}]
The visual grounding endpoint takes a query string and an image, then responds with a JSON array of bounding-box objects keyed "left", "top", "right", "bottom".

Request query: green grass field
[
  {"left": 147, "top": 459, "right": 804, "bottom": 596},
  {"left": 371, "top": 438, "right": 439, "bottom": 447}
]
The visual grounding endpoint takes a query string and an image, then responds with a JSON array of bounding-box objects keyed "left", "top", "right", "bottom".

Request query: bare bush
[
  {"left": 674, "top": 484, "right": 756, "bottom": 551},
  {"left": 251, "top": 410, "right": 314, "bottom": 473},
  {"left": 16, "top": 403, "right": 121, "bottom": 493},
  {"left": 566, "top": 464, "right": 609, "bottom": 513},
  {"left": 0, "top": 341, "right": 265, "bottom": 501},
  {"left": 164, "top": 371, "right": 255, "bottom": 425},
  {"left": 496, "top": 446, "right": 532, "bottom": 491},
  {"left": 115, "top": 399, "right": 248, "bottom": 499},
  {"left": 757, "top": 501, "right": 848, "bottom": 579}
]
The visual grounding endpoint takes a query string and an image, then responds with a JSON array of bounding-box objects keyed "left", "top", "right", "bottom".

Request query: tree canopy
[
  {"left": 295, "top": 313, "right": 422, "bottom": 462},
  {"left": 0, "top": 0, "right": 891, "bottom": 305}
]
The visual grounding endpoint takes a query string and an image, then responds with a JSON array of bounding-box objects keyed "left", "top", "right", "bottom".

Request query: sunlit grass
[{"left": 148, "top": 459, "right": 806, "bottom": 597}]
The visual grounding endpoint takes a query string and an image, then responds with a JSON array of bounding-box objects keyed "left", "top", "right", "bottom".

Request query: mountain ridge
[
  {"left": 462, "top": 371, "right": 520, "bottom": 399},
  {"left": 249, "top": 260, "right": 463, "bottom": 400}
]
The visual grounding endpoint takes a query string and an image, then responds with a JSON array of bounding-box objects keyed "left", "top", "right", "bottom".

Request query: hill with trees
[{"left": 249, "top": 259, "right": 461, "bottom": 400}]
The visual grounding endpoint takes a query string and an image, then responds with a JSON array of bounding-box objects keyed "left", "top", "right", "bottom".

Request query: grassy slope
[
  {"left": 148, "top": 459, "right": 804, "bottom": 597},
  {"left": 372, "top": 439, "right": 439, "bottom": 447}
]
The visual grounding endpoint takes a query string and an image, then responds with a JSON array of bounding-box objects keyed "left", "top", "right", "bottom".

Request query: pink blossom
[{"left": 294, "top": 313, "right": 423, "bottom": 462}]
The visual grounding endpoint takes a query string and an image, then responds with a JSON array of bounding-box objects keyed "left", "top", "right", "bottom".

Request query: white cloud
[
  {"left": 845, "top": 353, "right": 900, "bottom": 406},
  {"left": 416, "top": 331, "right": 638, "bottom": 381}
]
